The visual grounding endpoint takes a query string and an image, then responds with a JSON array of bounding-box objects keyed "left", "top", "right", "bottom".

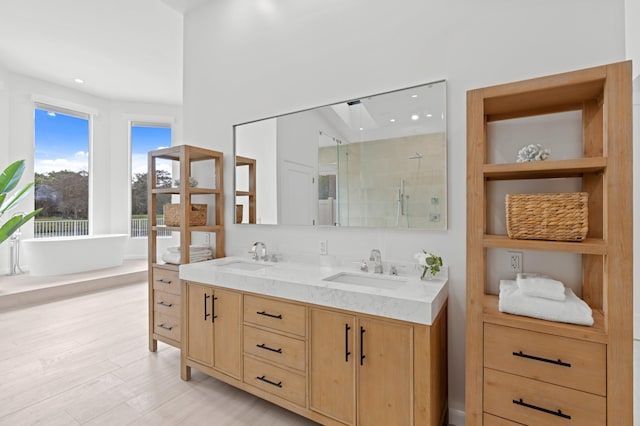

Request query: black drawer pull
[
  {"left": 156, "top": 279, "right": 172, "bottom": 284},
  {"left": 256, "top": 343, "right": 282, "bottom": 353},
  {"left": 512, "top": 351, "right": 571, "bottom": 367},
  {"left": 157, "top": 324, "right": 173, "bottom": 331},
  {"left": 256, "top": 310, "right": 282, "bottom": 319},
  {"left": 157, "top": 301, "right": 173, "bottom": 307},
  {"left": 212, "top": 296, "right": 218, "bottom": 322},
  {"left": 345, "top": 323, "right": 351, "bottom": 362},
  {"left": 513, "top": 398, "right": 571, "bottom": 419},
  {"left": 256, "top": 375, "right": 282, "bottom": 388},
  {"left": 360, "top": 326, "right": 366, "bottom": 366},
  {"left": 204, "top": 294, "right": 210, "bottom": 320}
]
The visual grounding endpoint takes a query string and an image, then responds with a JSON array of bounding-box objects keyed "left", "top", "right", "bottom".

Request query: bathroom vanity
[{"left": 179, "top": 257, "right": 449, "bottom": 426}]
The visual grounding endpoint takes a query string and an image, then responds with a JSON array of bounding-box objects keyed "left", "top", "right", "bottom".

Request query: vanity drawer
[
  {"left": 244, "top": 295, "right": 306, "bottom": 337},
  {"left": 243, "top": 355, "right": 306, "bottom": 407},
  {"left": 153, "top": 311, "right": 181, "bottom": 342},
  {"left": 484, "top": 323, "right": 606, "bottom": 395},
  {"left": 152, "top": 267, "right": 180, "bottom": 295},
  {"left": 153, "top": 290, "right": 181, "bottom": 317},
  {"left": 244, "top": 325, "right": 306, "bottom": 371},
  {"left": 484, "top": 368, "right": 605, "bottom": 426},
  {"left": 483, "top": 413, "right": 524, "bottom": 425}
]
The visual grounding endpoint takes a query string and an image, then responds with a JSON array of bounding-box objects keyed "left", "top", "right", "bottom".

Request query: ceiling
[{"left": 0, "top": 0, "right": 199, "bottom": 105}]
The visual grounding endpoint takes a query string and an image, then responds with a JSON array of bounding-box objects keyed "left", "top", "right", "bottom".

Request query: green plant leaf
[
  {"left": 0, "top": 182, "right": 34, "bottom": 215},
  {"left": 0, "top": 208, "right": 41, "bottom": 245},
  {"left": 0, "top": 160, "right": 26, "bottom": 194}
]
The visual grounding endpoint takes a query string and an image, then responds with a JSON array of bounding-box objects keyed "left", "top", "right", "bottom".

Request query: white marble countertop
[{"left": 179, "top": 256, "right": 448, "bottom": 325}]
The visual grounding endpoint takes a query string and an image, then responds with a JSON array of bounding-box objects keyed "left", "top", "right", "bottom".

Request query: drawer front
[
  {"left": 243, "top": 356, "right": 306, "bottom": 407},
  {"left": 484, "top": 413, "right": 524, "bottom": 425},
  {"left": 153, "top": 311, "right": 181, "bottom": 342},
  {"left": 152, "top": 268, "right": 180, "bottom": 295},
  {"left": 153, "top": 290, "right": 181, "bottom": 318},
  {"left": 244, "top": 295, "right": 306, "bottom": 337},
  {"left": 484, "top": 323, "right": 606, "bottom": 395},
  {"left": 244, "top": 325, "right": 306, "bottom": 371},
  {"left": 484, "top": 368, "right": 605, "bottom": 426}
]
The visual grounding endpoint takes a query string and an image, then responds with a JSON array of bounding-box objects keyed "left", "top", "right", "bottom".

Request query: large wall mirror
[{"left": 234, "top": 80, "right": 447, "bottom": 229}]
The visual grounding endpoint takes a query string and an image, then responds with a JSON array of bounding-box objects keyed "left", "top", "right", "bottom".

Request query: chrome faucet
[
  {"left": 369, "top": 249, "right": 383, "bottom": 274},
  {"left": 250, "top": 241, "right": 268, "bottom": 261}
]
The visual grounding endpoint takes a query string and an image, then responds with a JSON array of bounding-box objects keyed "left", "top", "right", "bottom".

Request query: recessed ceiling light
[
  {"left": 411, "top": 114, "right": 419, "bottom": 121},
  {"left": 390, "top": 119, "right": 396, "bottom": 123},
  {"left": 359, "top": 127, "right": 364, "bottom": 131},
  {"left": 74, "top": 78, "right": 84, "bottom": 84},
  {"left": 411, "top": 94, "right": 418, "bottom": 98},
  {"left": 426, "top": 113, "right": 433, "bottom": 117}
]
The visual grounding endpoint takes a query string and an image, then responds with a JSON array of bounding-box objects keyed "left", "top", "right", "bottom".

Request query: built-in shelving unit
[
  {"left": 148, "top": 144, "right": 224, "bottom": 351},
  {"left": 235, "top": 155, "right": 256, "bottom": 224},
  {"left": 466, "top": 61, "right": 632, "bottom": 424}
]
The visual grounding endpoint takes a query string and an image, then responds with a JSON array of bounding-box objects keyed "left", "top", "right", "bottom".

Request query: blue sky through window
[
  {"left": 131, "top": 125, "right": 172, "bottom": 177},
  {"left": 34, "top": 108, "right": 89, "bottom": 173}
]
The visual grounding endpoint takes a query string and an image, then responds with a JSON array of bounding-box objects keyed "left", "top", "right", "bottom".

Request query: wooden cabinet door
[
  {"left": 357, "top": 318, "right": 412, "bottom": 426},
  {"left": 186, "top": 284, "right": 213, "bottom": 366},
  {"left": 213, "top": 288, "right": 242, "bottom": 378},
  {"left": 310, "top": 308, "right": 356, "bottom": 425}
]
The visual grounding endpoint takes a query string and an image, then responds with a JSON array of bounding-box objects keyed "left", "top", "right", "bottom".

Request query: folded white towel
[
  {"left": 166, "top": 245, "right": 212, "bottom": 254},
  {"left": 499, "top": 280, "right": 593, "bottom": 326},
  {"left": 161, "top": 250, "right": 213, "bottom": 265},
  {"left": 516, "top": 272, "right": 566, "bottom": 301}
]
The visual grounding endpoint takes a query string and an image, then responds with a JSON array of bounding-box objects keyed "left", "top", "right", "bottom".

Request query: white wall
[
  {"left": 0, "top": 71, "right": 181, "bottom": 271},
  {"left": 626, "top": 0, "right": 640, "bottom": 80},
  {"left": 182, "top": 0, "right": 626, "bottom": 419}
]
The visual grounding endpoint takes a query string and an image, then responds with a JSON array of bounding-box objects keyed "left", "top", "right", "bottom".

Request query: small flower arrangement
[
  {"left": 516, "top": 144, "right": 550, "bottom": 163},
  {"left": 414, "top": 251, "right": 443, "bottom": 280}
]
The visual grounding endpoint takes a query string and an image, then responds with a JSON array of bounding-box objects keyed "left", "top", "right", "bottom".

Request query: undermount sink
[
  {"left": 323, "top": 272, "right": 407, "bottom": 289},
  {"left": 218, "top": 260, "right": 273, "bottom": 271}
]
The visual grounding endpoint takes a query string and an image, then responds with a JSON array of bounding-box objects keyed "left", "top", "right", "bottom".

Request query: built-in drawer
[
  {"left": 152, "top": 267, "right": 180, "bottom": 295},
  {"left": 244, "top": 295, "right": 306, "bottom": 337},
  {"left": 484, "top": 413, "right": 524, "bottom": 425},
  {"left": 484, "top": 368, "right": 605, "bottom": 426},
  {"left": 484, "top": 323, "right": 606, "bottom": 395},
  {"left": 153, "top": 311, "right": 181, "bottom": 342},
  {"left": 244, "top": 325, "right": 306, "bottom": 371},
  {"left": 243, "top": 355, "right": 306, "bottom": 407},
  {"left": 153, "top": 290, "right": 181, "bottom": 318}
]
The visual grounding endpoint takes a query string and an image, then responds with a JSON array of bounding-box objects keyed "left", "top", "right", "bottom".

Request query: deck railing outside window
[{"left": 34, "top": 218, "right": 171, "bottom": 238}]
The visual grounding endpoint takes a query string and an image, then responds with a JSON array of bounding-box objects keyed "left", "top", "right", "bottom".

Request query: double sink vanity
[{"left": 177, "top": 254, "right": 449, "bottom": 426}]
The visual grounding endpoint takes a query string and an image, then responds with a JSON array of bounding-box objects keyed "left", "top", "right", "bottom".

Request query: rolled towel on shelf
[
  {"left": 516, "top": 272, "right": 566, "bottom": 301},
  {"left": 499, "top": 280, "right": 593, "bottom": 326}
]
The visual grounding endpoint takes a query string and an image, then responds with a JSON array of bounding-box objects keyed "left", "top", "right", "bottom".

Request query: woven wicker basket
[
  {"left": 505, "top": 192, "right": 588, "bottom": 241},
  {"left": 163, "top": 204, "right": 207, "bottom": 226}
]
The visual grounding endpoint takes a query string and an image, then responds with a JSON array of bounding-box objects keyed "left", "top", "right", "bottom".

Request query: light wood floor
[{"left": 0, "top": 281, "right": 318, "bottom": 425}]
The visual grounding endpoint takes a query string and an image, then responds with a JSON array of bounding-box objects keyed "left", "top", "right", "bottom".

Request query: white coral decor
[{"left": 516, "top": 144, "right": 550, "bottom": 163}]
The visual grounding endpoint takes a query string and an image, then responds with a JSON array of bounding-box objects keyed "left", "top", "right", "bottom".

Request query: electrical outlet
[
  {"left": 508, "top": 251, "right": 522, "bottom": 273},
  {"left": 203, "top": 233, "right": 210, "bottom": 245},
  {"left": 319, "top": 239, "right": 328, "bottom": 255}
]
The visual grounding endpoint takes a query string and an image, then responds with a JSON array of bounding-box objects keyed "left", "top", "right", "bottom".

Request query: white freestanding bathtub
[{"left": 22, "top": 234, "right": 128, "bottom": 276}]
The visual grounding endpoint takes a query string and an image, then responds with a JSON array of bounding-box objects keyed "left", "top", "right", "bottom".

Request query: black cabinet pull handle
[
  {"left": 157, "top": 301, "right": 173, "bottom": 307},
  {"left": 512, "top": 351, "right": 571, "bottom": 367},
  {"left": 256, "top": 343, "right": 282, "bottom": 354},
  {"left": 360, "top": 326, "right": 366, "bottom": 366},
  {"left": 256, "top": 310, "right": 282, "bottom": 319},
  {"left": 156, "top": 279, "right": 172, "bottom": 284},
  {"left": 513, "top": 398, "right": 571, "bottom": 419},
  {"left": 345, "top": 323, "right": 351, "bottom": 362},
  {"left": 256, "top": 375, "right": 282, "bottom": 388},
  {"left": 157, "top": 324, "right": 173, "bottom": 331},
  {"left": 212, "top": 296, "right": 218, "bottom": 322},
  {"left": 204, "top": 294, "right": 210, "bottom": 320}
]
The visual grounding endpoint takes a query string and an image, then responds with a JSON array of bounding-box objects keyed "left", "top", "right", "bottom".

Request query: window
[
  {"left": 34, "top": 105, "right": 90, "bottom": 238},
  {"left": 130, "top": 122, "right": 172, "bottom": 237}
]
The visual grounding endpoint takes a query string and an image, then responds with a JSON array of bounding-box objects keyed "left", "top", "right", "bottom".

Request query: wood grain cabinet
[
  {"left": 148, "top": 145, "right": 224, "bottom": 352},
  {"left": 182, "top": 285, "right": 448, "bottom": 425},
  {"left": 310, "top": 307, "right": 446, "bottom": 426},
  {"left": 182, "top": 282, "right": 242, "bottom": 379},
  {"left": 465, "top": 61, "right": 633, "bottom": 424}
]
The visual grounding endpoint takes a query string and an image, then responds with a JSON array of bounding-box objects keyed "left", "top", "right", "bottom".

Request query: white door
[{"left": 279, "top": 161, "right": 315, "bottom": 225}]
